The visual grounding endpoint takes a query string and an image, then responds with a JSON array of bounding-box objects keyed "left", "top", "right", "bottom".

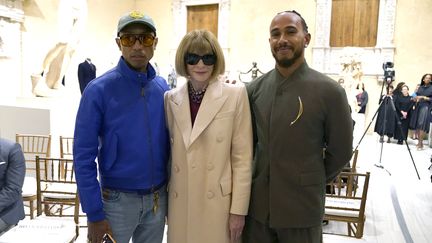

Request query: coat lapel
[
  {"left": 170, "top": 84, "right": 193, "bottom": 149},
  {"left": 189, "top": 81, "right": 227, "bottom": 146}
]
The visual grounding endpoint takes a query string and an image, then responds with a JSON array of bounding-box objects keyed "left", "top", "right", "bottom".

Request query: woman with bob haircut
[{"left": 164, "top": 29, "right": 253, "bottom": 243}]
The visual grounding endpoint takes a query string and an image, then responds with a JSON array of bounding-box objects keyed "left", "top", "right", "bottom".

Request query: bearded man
[{"left": 243, "top": 10, "right": 353, "bottom": 243}]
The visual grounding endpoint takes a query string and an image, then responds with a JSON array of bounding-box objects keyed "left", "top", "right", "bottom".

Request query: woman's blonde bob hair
[{"left": 175, "top": 29, "right": 225, "bottom": 82}]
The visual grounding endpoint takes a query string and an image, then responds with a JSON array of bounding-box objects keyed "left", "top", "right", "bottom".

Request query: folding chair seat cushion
[
  {"left": 324, "top": 171, "right": 370, "bottom": 238},
  {"left": 42, "top": 183, "right": 76, "bottom": 199},
  {"left": 22, "top": 176, "right": 37, "bottom": 197},
  {"left": 325, "top": 197, "right": 361, "bottom": 217},
  {"left": 325, "top": 197, "right": 361, "bottom": 210}
]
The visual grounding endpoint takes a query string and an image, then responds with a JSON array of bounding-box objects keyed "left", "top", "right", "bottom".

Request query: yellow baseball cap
[{"left": 117, "top": 11, "right": 156, "bottom": 35}]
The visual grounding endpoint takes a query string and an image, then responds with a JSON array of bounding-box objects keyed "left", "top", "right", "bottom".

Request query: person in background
[
  {"left": 243, "top": 10, "right": 353, "bottom": 243},
  {"left": 394, "top": 85, "right": 413, "bottom": 144},
  {"left": 73, "top": 11, "right": 169, "bottom": 243},
  {"left": 165, "top": 29, "right": 252, "bottom": 243},
  {"left": 411, "top": 83, "right": 420, "bottom": 98},
  {"left": 408, "top": 83, "right": 420, "bottom": 140},
  {"left": 388, "top": 85, "right": 394, "bottom": 95},
  {"left": 391, "top": 82, "right": 406, "bottom": 142},
  {"left": 409, "top": 74, "right": 432, "bottom": 150},
  {"left": 0, "top": 138, "right": 25, "bottom": 236},
  {"left": 356, "top": 83, "right": 368, "bottom": 114},
  {"left": 393, "top": 82, "right": 405, "bottom": 96},
  {"left": 375, "top": 85, "right": 396, "bottom": 143},
  {"left": 77, "top": 57, "right": 96, "bottom": 94}
]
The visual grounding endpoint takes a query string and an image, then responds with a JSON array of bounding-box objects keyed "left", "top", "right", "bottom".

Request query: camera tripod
[{"left": 353, "top": 90, "right": 421, "bottom": 180}]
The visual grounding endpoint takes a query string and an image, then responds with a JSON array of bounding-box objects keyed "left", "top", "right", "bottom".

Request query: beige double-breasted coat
[{"left": 164, "top": 80, "right": 252, "bottom": 243}]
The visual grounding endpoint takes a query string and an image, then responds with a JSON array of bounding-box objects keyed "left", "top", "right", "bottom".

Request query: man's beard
[{"left": 273, "top": 48, "right": 303, "bottom": 68}]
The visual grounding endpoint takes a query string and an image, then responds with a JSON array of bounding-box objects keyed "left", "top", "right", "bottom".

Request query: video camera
[{"left": 383, "top": 62, "right": 395, "bottom": 84}]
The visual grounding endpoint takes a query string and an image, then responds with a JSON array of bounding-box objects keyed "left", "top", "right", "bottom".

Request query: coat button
[
  {"left": 216, "top": 137, "right": 223, "bottom": 143},
  {"left": 174, "top": 165, "right": 179, "bottom": 172},
  {"left": 207, "top": 163, "right": 214, "bottom": 171},
  {"left": 191, "top": 163, "right": 196, "bottom": 169},
  {"left": 207, "top": 191, "right": 214, "bottom": 199},
  {"left": 173, "top": 191, "right": 178, "bottom": 198},
  {"left": 170, "top": 138, "right": 174, "bottom": 144}
]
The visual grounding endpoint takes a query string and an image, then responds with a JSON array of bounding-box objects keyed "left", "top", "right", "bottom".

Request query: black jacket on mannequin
[{"left": 78, "top": 58, "right": 96, "bottom": 94}]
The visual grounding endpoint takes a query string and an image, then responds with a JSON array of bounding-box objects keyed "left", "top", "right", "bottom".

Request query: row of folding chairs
[{"left": 15, "top": 134, "right": 81, "bottom": 238}]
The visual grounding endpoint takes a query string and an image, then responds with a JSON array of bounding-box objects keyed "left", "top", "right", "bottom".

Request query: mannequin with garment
[
  {"left": 77, "top": 57, "right": 96, "bottom": 94},
  {"left": 31, "top": 0, "right": 87, "bottom": 97}
]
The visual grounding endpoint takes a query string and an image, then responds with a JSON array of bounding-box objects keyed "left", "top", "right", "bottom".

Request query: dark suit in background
[
  {"left": 78, "top": 58, "right": 96, "bottom": 94},
  {"left": 0, "top": 138, "right": 25, "bottom": 235}
]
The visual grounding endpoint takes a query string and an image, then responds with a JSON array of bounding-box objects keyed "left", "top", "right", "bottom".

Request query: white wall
[{"left": 0, "top": 105, "right": 50, "bottom": 141}]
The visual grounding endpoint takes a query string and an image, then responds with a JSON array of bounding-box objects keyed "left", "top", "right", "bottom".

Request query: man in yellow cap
[{"left": 74, "top": 11, "right": 169, "bottom": 243}]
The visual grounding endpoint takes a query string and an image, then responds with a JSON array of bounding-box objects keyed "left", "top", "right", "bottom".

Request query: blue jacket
[{"left": 73, "top": 57, "right": 170, "bottom": 222}]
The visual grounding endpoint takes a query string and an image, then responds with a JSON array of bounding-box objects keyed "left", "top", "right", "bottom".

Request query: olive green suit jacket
[{"left": 247, "top": 62, "right": 353, "bottom": 228}]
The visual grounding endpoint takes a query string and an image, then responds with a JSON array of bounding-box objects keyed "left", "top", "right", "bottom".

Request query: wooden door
[
  {"left": 330, "top": 0, "right": 379, "bottom": 47},
  {"left": 187, "top": 4, "right": 219, "bottom": 37}
]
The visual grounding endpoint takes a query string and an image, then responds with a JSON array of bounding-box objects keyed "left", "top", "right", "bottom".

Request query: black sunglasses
[
  {"left": 185, "top": 53, "right": 217, "bottom": 66},
  {"left": 118, "top": 34, "right": 155, "bottom": 47}
]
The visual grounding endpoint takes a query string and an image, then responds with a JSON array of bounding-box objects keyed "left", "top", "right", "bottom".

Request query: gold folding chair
[
  {"left": 59, "top": 136, "right": 74, "bottom": 159},
  {"left": 16, "top": 134, "right": 51, "bottom": 219},
  {"left": 324, "top": 171, "right": 371, "bottom": 238},
  {"left": 35, "top": 156, "right": 80, "bottom": 238},
  {"left": 59, "top": 136, "right": 74, "bottom": 179}
]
